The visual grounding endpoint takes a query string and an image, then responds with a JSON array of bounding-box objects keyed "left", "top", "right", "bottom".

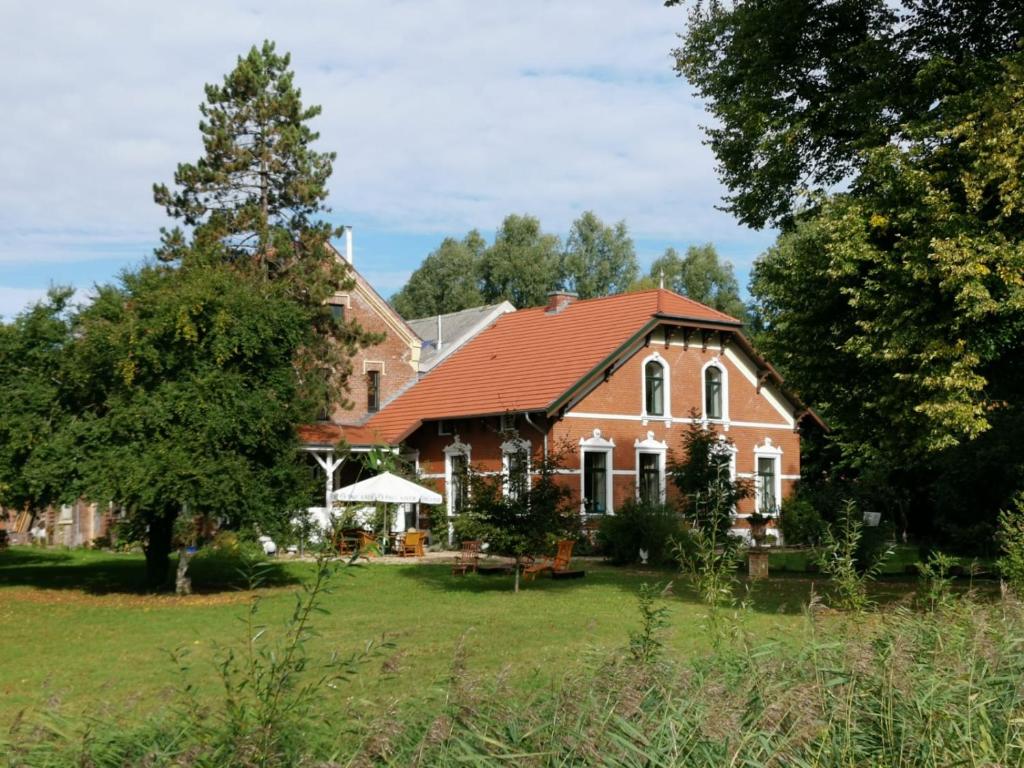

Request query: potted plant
[{"left": 747, "top": 511, "right": 774, "bottom": 547}]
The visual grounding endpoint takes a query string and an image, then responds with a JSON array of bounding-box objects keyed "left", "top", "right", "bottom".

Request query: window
[
  {"left": 438, "top": 420, "right": 453, "bottom": 436},
  {"left": 705, "top": 366, "right": 723, "bottom": 420},
  {"left": 634, "top": 432, "right": 667, "bottom": 505},
  {"left": 504, "top": 444, "right": 529, "bottom": 500},
  {"left": 449, "top": 453, "right": 469, "bottom": 514},
  {"left": 757, "top": 456, "right": 778, "bottom": 514},
  {"left": 583, "top": 451, "right": 608, "bottom": 514},
  {"left": 500, "top": 413, "right": 516, "bottom": 432},
  {"left": 644, "top": 360, "right": 664, "bottom": 416},
  {"left": 367, "top": 370, "right": 380, "bottom": 413},
  {"left": 638, "top": 453, "right": 661, "bottom": 504},
  {"left": 330, "top": 303, "right": 345, "bottom": 322}
]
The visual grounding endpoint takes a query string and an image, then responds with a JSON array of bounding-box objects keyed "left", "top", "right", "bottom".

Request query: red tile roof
[
  {"left": 364, "top": 289, "right": 740, "bottom": 443},
  {"left": 297, "top": 423, "right": 388, "bottom": 447}
]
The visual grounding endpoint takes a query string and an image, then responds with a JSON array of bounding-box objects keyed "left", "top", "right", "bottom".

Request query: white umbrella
[
  {"left": 330, "top": 472, "right": 442, "bottom": 553},
  {"left": 330, "top": 471, "right": 442, "bottom": 505}
]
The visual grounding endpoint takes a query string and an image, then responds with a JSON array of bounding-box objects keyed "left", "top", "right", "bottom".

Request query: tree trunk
[
  {"left": 175, "top": 546, "right": 193, "bottom": 596},
  {"left": 144, "top": 512, "right": 175, "bottom": 590}
]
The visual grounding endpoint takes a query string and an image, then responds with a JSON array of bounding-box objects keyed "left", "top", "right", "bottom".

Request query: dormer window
[
  {"left": 644, "top": 360, "right": 664, "bottom": 417},
  {"left": 705, "top": 366, "right": 723, "bottom": 420}
]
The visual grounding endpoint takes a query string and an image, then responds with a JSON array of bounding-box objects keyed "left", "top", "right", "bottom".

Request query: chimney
[
  {"left": 545, "top": 290, "right": 577, "bottom": 314},
  {"left": 436, "top": 314, "right": 443, "bottom": 352},
  {"left": 342, "top": 225, "right": 354, "bottom": 265}
]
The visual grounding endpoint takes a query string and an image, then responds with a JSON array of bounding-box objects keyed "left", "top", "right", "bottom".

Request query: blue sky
[{"left": 0, "top": 1, "right": 775, "bottom": 319}]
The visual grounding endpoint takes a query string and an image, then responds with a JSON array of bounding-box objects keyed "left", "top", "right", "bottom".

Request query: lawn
[{"left": 0, "top": 546, "right": 936, "bottom": 727}]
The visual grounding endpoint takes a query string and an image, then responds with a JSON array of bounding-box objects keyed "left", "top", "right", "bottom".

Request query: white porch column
[{"left": 312, "top": 451, "right": 346, "bottom": 510}]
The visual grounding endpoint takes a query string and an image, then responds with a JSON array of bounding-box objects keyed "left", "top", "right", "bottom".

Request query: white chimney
[
  {"left": 436, "top": 314, "right": 443, "bottom": 352},
  {"left": 343, "top": 226, "right": 354, "bottom": 265}
]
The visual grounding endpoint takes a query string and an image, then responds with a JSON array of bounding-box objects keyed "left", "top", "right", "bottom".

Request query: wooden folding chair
[
  {"left": 401, "top": 530, "right": 426, "bottom": 557},
  {"left": 451, "top": 539, "right": 482, "bottom": 575}
]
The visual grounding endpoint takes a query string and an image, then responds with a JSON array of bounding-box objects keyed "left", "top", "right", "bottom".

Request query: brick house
[
  {"left": 347, "top": 288, "right": 823, "bottom": 541},
  {"left": 297, "top": 239, "right": 512, "bottom": 519}
]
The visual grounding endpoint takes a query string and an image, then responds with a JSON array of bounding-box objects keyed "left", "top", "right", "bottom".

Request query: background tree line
[
  {"left": 675, "top": 0, "right": 1024, "bottom": 549},
  {"left": 389, "top": 212, "right": 747, "bottom": 321}
]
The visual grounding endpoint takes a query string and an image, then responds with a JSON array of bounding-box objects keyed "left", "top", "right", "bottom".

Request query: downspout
[{"left": 523, "top": 411, "right": 547, "bottom": 456}]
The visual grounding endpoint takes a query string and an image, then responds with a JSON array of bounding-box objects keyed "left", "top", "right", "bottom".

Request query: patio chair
[
  {"left": 523, "top": 540, "right": 575, "bottom": 581},
  {"left": 401, "top": 530, "right": 426, "bottom": 558},
  {"left": 452, "top": 540, "right": 482, "bottom": 575}
]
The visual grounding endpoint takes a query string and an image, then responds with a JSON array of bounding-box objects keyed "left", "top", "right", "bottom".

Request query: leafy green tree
[
  {"left": 671, "top": 0, "right": 1023, "bottom": 230},
  {"left": 560, "top": 211, "right": 639, "bottom": 299},
  {"left": 479, "top": 214, "right": 561, "bottom": 308},
  {"left": 64, "top": 262, "right": 315, "bottom": 589},
  {"left": 643, "top": 245, "right": 746, "bottom": 319},
  {"left": 153, "top": 40, "right": 376, "bottom": 413},
  {"left": 390, "top": 231, "right": 486, "bottom": 318},
  {"left": 0, "top": 289, "right": 75, "bottom": 516},
  {"left": 678, "top": 1, "right": 1024, "bottom": 542}
]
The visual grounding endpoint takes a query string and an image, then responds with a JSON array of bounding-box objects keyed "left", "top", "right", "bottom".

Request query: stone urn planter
[{"left": 747, "top": 512, "right": 774, "bottom": 548}]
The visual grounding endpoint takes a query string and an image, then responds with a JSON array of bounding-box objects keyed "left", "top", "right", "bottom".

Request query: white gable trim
[{"left": 723, "top": 346, "right": 795, "bottom": 427}]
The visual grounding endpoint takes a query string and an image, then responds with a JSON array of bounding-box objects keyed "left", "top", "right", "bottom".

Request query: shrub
[
  {"left": 779, "top": 494, "right": 826, "bottom": 546},
  {"left": 998, "top": 495, "right": 1024, "bottom": 593},
  {"left": 596, "top": 499, "right": 684, "bottom": 566},
  {"left": 817, "top": 499, "right": 893, "bottom": 611}
]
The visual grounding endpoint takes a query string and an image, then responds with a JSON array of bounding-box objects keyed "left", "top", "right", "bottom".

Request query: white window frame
[
  {"left": 444, "top": 438, "right": 472, "bottom": 518},
  {"left": 437, "top": 420, "right": 453, "bottom": 436},
  {"left": 634, "top": 431, "right": 667, "bottom": 504},
  {"left": 701, "top": 357, "right": 729, "bottom": 425},
  {"left": 580, "top": 428, "right": 615, "bottom": 515},
  {"left": 640, "top": 351, "right": 671, "bottom": 424},
  {"left": 753, "top": 437, "right": 783, "bottom": 516},
  {"left": 501, "top": 437, "right": 531, "bottom": 498}
]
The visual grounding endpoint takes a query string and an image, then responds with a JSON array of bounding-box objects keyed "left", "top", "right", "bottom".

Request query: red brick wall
[{"left": 328, "top": 276, "right": 420, "bottom": 425}]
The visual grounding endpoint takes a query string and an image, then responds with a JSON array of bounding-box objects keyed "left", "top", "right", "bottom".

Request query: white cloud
[
  {"left": 0, "top": 286, "right": 48, "bottom": 320},
  {"left": 0, "top": 1, "right": 768, "bottom": 282}
]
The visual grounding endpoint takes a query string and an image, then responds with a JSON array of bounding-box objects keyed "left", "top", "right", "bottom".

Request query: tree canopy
[
  {"left": 153, "top": 40, "right": 376, "bottom": 413},
  {"left": 0, "top": 289, "right": 75, "bottom": 514},
  {"left": 390, "top": 232, "right": 486, "bottom": 319},
  {"left": 678, "top": 0, "right": 1024, "bottom": 541},
  {"left": 640, "top": 244, "right": 747, "bottom": 320},
  {"left": 559, "top": 211, "right": 639, "bottom": 299},
  {"left": 66, "top": 263, "right": 316, "bottom": 586},
  {"left": 672, "top": 0, "right": 1024, "bottom": 230},
  {"left": 479, "top": 214, "right": 563, "bottom": 309}
]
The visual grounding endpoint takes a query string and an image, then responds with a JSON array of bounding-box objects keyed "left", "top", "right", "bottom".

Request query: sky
[{"left": 0, "top": 1, "right": 776, "bottom": 320}]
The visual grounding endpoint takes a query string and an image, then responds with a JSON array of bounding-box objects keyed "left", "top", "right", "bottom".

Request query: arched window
[
  {"left": 704, "top": 366, "right": 723, "bottom": 420},
  {"left": 644, "top": 360, "right": 664, "bottom": 417}
]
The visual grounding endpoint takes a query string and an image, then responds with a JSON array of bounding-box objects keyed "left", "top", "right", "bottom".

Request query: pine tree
[{"left": 153, "top": 40, "right": 376, "bottom": 412}]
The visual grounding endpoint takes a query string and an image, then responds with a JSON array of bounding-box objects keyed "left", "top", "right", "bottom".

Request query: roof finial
[{"left": 659, "top": 268, "right": 665, "bottom": 290}]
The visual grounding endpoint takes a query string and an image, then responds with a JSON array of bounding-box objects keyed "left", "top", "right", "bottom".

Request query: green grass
[{"left": 0, "top": 546, "right": 977, "bottom": 729}]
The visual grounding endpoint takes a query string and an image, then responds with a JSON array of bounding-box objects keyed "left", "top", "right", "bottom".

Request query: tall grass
[
  {"left": 6, "top": 576, "right": 1024, "bottom": 766},
  {"left": 402, "top": 596, "right": 1024, "bottom": 767}
]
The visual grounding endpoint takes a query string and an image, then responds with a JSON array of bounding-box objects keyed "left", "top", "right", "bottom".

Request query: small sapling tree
[{"left": 454, "top": 442, "right": 576, "bottom": 592}]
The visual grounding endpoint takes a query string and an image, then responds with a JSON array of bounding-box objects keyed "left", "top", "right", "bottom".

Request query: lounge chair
[{"left": 523, "top": 540, "right": 576, "bottom": 581}]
